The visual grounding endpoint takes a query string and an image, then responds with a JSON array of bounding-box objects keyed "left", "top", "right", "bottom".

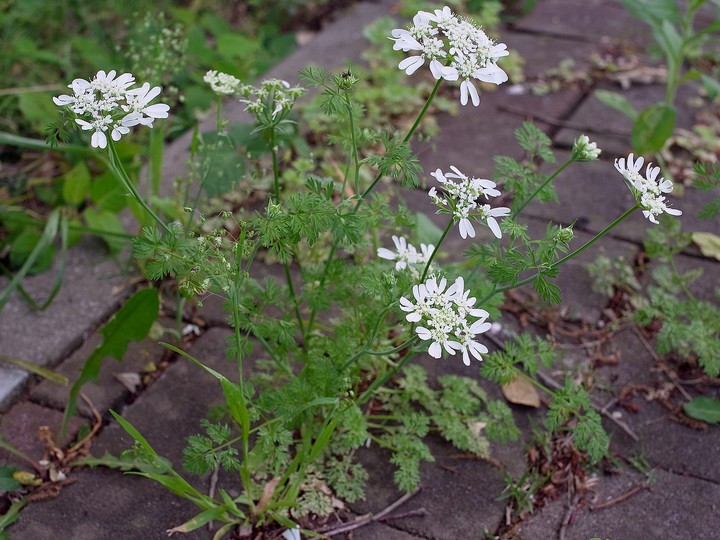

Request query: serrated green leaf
[
  {"left": 594, "top": 90, "right": 638, "bottom": 120},
  {"left": 692, "top": 232, "right": 720, "bottom": 261},
  {"left": 63, "top": 162, "right": 91, "bottom": 206},
  {"left": 683, "top": 396, "right": 720, "bottom": 424},
  {"left": 632, "top": 103, "right": 676, "bottom": 154}
]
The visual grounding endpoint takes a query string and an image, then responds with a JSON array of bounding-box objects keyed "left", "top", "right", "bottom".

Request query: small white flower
[
  {"left": 615, "top": 153, "right": 681, "bottom": 224},
  {"left": 399, "top": 275, "right": 491, "bottom": 365},
  {"left": 429, "top": 166, "right": 509, "bottom": 239},
  {"left": 125, "top": 82, "right": 170, "bottom": 126},
  {"left": 204, "top": 70, "right": 243, "bottom": 95},
  {"left": 377, "top": 235, "right": 435, "bottom": 275}
]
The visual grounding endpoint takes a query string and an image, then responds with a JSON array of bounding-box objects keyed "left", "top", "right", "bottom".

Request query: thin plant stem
[
  {"left": 344, "top": 89, "right": 361, "bottom": 195},
  {"left": 268, "top": 125, "right": 305, "bottom": 339},
  {"left": 516, "top": 369, "right": 556, "bottom": 397},
  {"left": 420, "top": 219, "right": 453, "bottom": 282},
  {"left": 357, "top": 343, "right": 419, "bottom": 405},
  {"left": 107, "top": 140, "right": 171, "bottom": 234},
  {"left": 403, "top": 78, "right": 442, "bottom": 144},
  {"left": 479, "top": 204, "right": 639, "bottom": 304},
  {"left": 356, "top": 78, "right": 443, "bottom": 209},
  {"left": 511, "top": 158, "right": 573, "bottom": 220},
  {"left": 306, "top": 80, "right": 443, "bottom": 342}
]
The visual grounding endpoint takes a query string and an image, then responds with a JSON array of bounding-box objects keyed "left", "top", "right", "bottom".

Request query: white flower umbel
[
  {"left": 399, "top": 275, "right": 490, "bottom": 365},
  {"left": 53, "top": 70, "right": 169, "bottom": 148},
  {"left": 390, "top": 5, "right": 509, "bottom": 106},
  {"left": 428, "top": 165, "right": 510, "bottom": 239},
  {"left": 377, "top": 235, "right": 435, "bottom": 277},
  {"left": 615, "top": 153, "right": 681, "bottom": 224}
]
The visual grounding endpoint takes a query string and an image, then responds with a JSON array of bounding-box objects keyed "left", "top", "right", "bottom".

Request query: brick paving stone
[
  {"left": 514, "top": 0, "right": 650, "bottom": 45},
  {"left": 595, "top": 329, "right": 720, "bottom": 484},
  {"left": 516, "top": 468, "right": 720, "bottom": 540},
  {"left": 9, "top": 468, "right": 208, "bottom": 540},
  {"left": 11, "top": 327, "right": 238, "bottom": 539},
  {"left": 0, "top": 237, "right": 130, "bottom": 410},
  {"left": 30, "top": 318, "right": 177, "bottom": 418},
  {"left": 554, "top": 83, "right": 703, "bottom": 157},
  {"left": 352, "top": 435, "right": 507, "bottom": 539},
  {"left": 502, "top": 30, "right": 598, "bottom": 78},
  {"left": 0, "top": 402, "right": 86, "bottom": 468},
  {"left": 523, "top": 150, "right": 720, "bottom": 245}
]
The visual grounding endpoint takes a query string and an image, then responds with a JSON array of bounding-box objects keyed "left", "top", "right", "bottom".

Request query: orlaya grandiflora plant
[{"left": 53, "top": 5, "right": 681, "bottom": 538}]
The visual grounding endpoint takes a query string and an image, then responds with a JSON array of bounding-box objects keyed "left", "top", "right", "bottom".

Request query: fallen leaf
[
  {"left": 501, "top": 377, "right": 541, "bottom": 408},
  {"left": 113, "top": 372, "right": 142, "bottom": 393},
  {"left": 257, "top": 476, "right": 280, "bottom": 512},
  {"left": 692, "top": 232, "right": 720, "bottom": 261}
]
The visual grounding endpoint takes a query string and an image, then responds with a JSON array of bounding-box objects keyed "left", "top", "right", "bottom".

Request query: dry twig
[
  {"left": 318, "top": 488, "right": 423, "bottom": 536},
  {"left": 589, "top": 484, "right": 650, "bottom": 511}
]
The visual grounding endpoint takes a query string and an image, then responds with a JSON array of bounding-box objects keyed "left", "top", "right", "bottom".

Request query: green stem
[
  {"left": 106, "top": 140, "right": 171, "bottom": 234},
  {"left": 357, "top": 345, "right": 418, "bottom": 405},
  {"left": 403, "top": 78, "right": 442, "bottom": 144},
  {"left": 515, "top": 369, "right": 556, "bottom": 397},
  {"left": 420, "top": 219, "right": 453, "bottom": 282},
  {"left": 342, "top": 335, "right": 418, "bottom": 372},
  {"left": 306, "top": 79, "right": 442, "bottom": 342},
  {"left": 356, "top": 78, "right": 443, "bottom": 209},
  {"left": 512, "top": 158, "right": 573, "bottom": 220},
  {"left": 480, "top": 204, "right": 640, "bottom": 304},
  {"left": 344, "top": 89, "right": 361, "bottom": 196}
]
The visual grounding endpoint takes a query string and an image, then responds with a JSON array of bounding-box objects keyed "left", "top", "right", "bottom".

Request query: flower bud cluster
[
  {"left": 571, "top": 135, "right": 601, "bottom": 162},
  {"left": 53, "top": 70, "right": 170, "bottom": 148},
  {"left": 377, "top": 235, "right": 435, "bottom": 278}
]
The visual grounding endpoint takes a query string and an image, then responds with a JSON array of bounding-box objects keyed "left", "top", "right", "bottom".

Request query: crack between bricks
[{"left": 654, "top": 465, "right": 720, "bottom": 487}]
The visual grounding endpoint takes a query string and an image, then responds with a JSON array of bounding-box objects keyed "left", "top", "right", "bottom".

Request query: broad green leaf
[
  {"left": 216, "top": 33, "right": 257, "bottom": 59},
  {"left": 652, "top": 20, "right": 682, "bottom": 65},
  {"left": 0, "top": 496, "right": 27, "bottom": 530},
  {"left": 74, "top": 451, "right": 172, "bottom": 473},
  {"left": 594, "top": 90, "right": 638, "bottom": 120},
  {"left": 9, "top": 227, "right": 54, "bottom": 274},
  {"left": 692, "top": 232, "right": 720, "bottom": 261},
  {"left": 620, "top": 0, "right": 681, "bottom": 26},
  {"left": 683, "top": 396, "right": 720, "bottom": 424},
  {"left": 700, "top": 73, "right": 720, "bottom": 99},
  {"left": 632, "top": 104, "right": 676, "bottom": 154},
  {"left": 415, "top": 212, "right": 443, "bottom": 246},
  {"left": 61, "top": 288, "right": 159, "bottom": 437},
  {"left": 90, "top": 172, "right": 126, "bottom": 212},
  {"left": 0, "top": 210, "right": 60, "bottom": 312},
  {"left": 18, "top": 92, "right": 59, "bottom": 131},
  {"left": 0, "top": 467, "right": 21, "bottom": 493},
  {"left": 62, "top": 162, "right": 91, "bottom": 207},
  {"left": 83, "top": 208, "right": 126, "bottom": 254}
]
